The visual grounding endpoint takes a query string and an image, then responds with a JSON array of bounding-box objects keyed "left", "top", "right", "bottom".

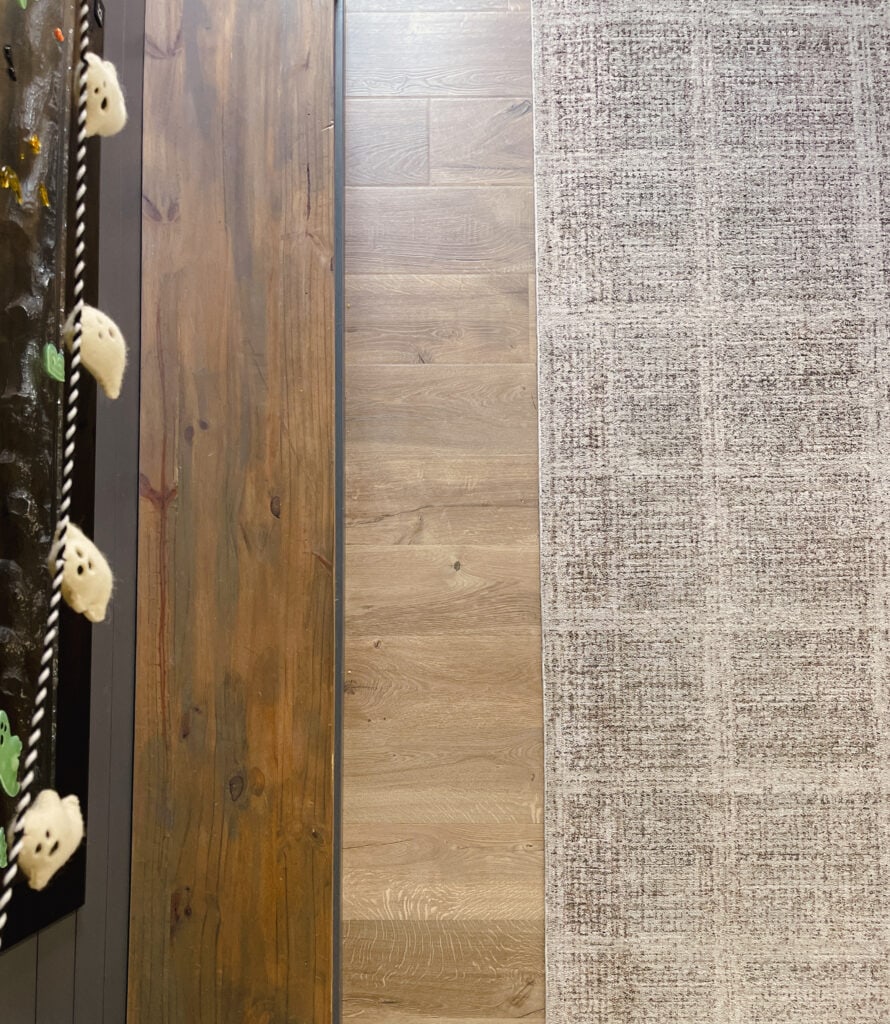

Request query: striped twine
[{"left": 0, "top": 0, "right": 91, "bottom": 947}]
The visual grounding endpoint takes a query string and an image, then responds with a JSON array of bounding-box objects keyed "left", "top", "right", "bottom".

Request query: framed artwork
[{"left": 0, "top": 0, "right": 106, "bottom": 947}]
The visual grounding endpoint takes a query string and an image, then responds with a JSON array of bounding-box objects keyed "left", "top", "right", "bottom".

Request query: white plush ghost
[
  {"left": 47, "top": 522, "right": 113, "bottom": 623},
  {"left": 62, "top": 305, "right": 127, "bottom": 399},
  {"left": 84, "top": 53, "right": 127, "bottom": 138},
  {"left": 18, "top": 790, "right": 84, "bottom": 891}
]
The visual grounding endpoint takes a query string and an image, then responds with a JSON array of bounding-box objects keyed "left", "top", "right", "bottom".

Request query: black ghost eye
[
  {"left": 34, "top": 843, "right": 42, "bottom": 854},
  {"left": 87, "top": 561, "right": 94, "bottom": 571},
  {"left": 93, "top": 86, "right": 100, "bottom": 93},
  {"left": 77, "top": 565, "right": 84, "bottom": 575},
  {"left": 74, "top": 546, "right": 84, "bottom": 558},
  {"left": 98, "top": 330, "right": 104, "bottom": 339},
  {"left": 49, "top": 841, "right": 59, "bottom": 856},
  {"left": 101, "top": 97, "right": 108, "bottom": 111},
  {"left": 45, "top": 830, "right": 50, "bottom": 838},
  {"left": 108, "top": 328, "right": 115, "bottom": 336}
]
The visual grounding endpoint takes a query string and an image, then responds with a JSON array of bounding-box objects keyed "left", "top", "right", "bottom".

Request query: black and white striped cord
[{"left": 0, "top": 0, "right": 91, "bottom": 948}]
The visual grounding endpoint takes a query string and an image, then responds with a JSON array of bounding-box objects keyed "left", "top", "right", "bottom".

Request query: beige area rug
[{"left": 533, "top": 2, "right": 890, "bottom": 1020}]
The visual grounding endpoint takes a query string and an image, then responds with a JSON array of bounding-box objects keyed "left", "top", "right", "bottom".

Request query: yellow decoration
[{"left": 0, "top": 166, "right": 23, "bottom": 204}]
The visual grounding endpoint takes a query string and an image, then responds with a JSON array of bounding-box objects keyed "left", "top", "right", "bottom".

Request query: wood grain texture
[
  {"left": 344, "top": 3, "right": 541, "bottom": 1019},
  {"left": 346, "top": 365, "right": 538, "bottom": 457},
  {"left": 346, "top": 99, "right": 429, "bottom": 185},
  {"left": 344, "top": 718, "right": 542, "bottom": 793},
  {"left": 346, "top": 13, "right": 532, "bottom": 97},
  {"left": 344, "top": 763, "right": 542, "bottom": 826},
  {"left": 346, "top": 546, "right": 540, "bottom": 635},
  {"left": 346, "top": 453, "right": 539, "bottom": 545},
  {"left": 349, "top": 0, "right": 528, "bottom": 11},
  {"left": 344, "top": 633, "right": 543, "bottom": 823},
  {"left": 346, "top": 186, "right": 534, "bottom": 274},
  {"left": 430, "top": 99, "right": 533, "bottom": 183},
  {"left": 343, "top": 825, "right": 543, "bottom": 920},
  {"left": 345, "top": 633, "right": 543, "bottom": 710},
  {"left": 131, "top": 0, "right": 336, "bottom": 1021},
  {"left": 343, "top": 921, "right": 544, "bottom": 1020},
  {"left": 346, "top": 275, "right": 532, "bottom": 364}
]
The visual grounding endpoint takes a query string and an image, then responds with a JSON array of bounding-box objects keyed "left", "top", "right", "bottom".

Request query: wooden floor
[
  {"left": 342, "top": 1, "right": 544, "bottom": 1020},
  {"left": 131, "top": 0, "right": 336, "bottom": 1019}
]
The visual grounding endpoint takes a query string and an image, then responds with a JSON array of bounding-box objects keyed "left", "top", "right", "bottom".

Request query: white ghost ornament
[
  {"left": 18, "top": 790, "right": 84, "bottom": 891},
  {"left": 62, "top": 305, "right": 127, "bottom": 399},
  {"left": 47, "top": 522, "right": 113, "bottom": 623},
  {"left": 84, "top": 53, "right": 127, "bottom": 138}
]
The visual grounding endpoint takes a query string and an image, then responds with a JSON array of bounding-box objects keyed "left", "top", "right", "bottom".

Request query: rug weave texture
[{"left": 533, "top": 3, "right": 890, "bottom": 1020}]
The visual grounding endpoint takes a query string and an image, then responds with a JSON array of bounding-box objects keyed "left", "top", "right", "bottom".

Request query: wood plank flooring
[
  {"left": 343, "top": 2, "right": 543, "bottom": 1019},
  {"left": 130, "top": 0, "right": 336, "bottom": 1019}
]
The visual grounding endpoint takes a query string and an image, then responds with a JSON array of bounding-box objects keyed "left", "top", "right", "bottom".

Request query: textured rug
[{"left": 533, "top": 3, "right": 890, "bottom": 1020}]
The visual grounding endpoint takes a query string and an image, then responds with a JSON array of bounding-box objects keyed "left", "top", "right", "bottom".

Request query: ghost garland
[{"left": 0, "top": 2, "right": 127, "bottom": 945}]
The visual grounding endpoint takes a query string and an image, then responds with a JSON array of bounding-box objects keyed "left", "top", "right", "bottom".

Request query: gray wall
[{"left": 0, "top": 0, "right": 143, "bottom": 1017}]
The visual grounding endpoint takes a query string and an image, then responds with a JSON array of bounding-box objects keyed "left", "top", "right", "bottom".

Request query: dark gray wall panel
[{"left": 74, "top": 0, "right": 143, "bottom": 1019}]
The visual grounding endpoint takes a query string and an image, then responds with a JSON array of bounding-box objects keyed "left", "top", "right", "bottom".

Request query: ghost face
[
  {"left": 18, "top": 790, "right": 84, "bottom": 891},
  {"left": 84, "top": 53, "right": 127, "bottom": 138},
  {"left": 62, "top": 305, "right": 127, "bottom": 399},
  {"left": 48, "top": 523, "right": 113, "bottom": 623}
]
